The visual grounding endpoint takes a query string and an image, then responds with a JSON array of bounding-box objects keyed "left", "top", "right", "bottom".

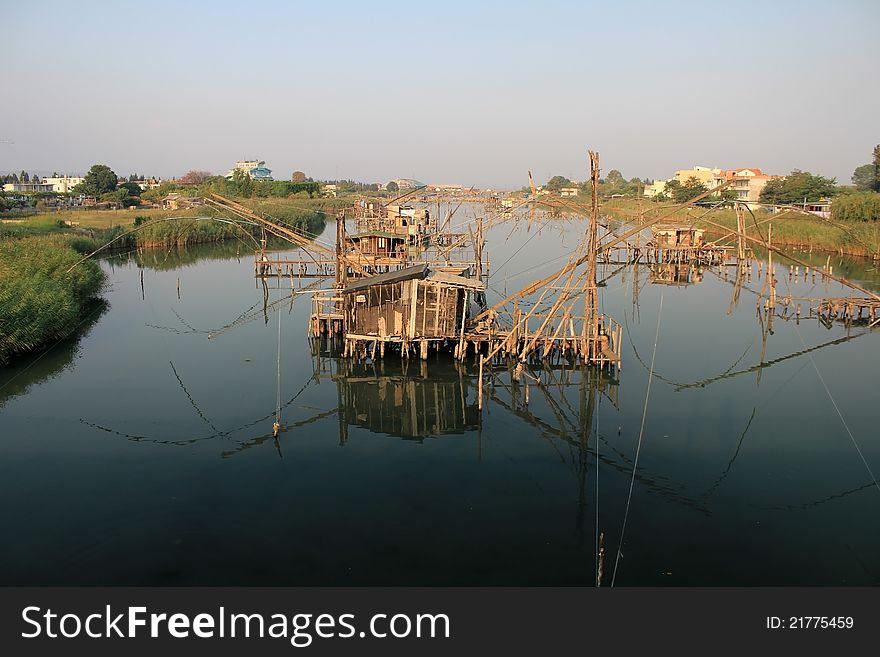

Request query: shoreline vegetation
[
  {"left": 0, "top": 197, "right": 342, "bottom": 363},
  {"left": 0, "top": 236, "right": 106, "bottom": 364}
]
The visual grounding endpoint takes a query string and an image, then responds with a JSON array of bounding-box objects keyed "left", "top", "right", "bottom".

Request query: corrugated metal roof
[
  {"left": 426, "top": 271, "right": 485, "bottom": 291},
  {"left": 343, "top": 264, "right": 429, "bottom": 293},
  {"left": 343, "top": 264, "right": 484, "bottom": 293}
]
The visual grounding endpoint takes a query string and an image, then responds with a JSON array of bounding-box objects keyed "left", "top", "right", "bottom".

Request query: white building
[
  {"left": 3, "top": 182, "right": 55, "bottom": 193},
  {"left": 226, "top": 159, "right": 273, "bottom": 181},
  {"left": 643, "top": 180, "right": 671, "bottom": 198},
  {"left": 132, "top": 178, "right": 163, "bottom": 190},
  {"left": 42, "top": 175, "right": 85, "bottom": 193}
]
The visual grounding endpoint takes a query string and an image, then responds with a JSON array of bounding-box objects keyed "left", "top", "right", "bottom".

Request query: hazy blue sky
[{"left": 2, "top": 0, "right": 878, "bottom": 187}]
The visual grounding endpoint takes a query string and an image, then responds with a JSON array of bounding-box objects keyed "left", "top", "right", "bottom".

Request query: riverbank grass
[{"left": 0, "top": 236, "right": 106, "bottom": 364}]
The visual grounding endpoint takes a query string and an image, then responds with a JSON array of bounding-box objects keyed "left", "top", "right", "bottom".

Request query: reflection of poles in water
[
  {"left": 169, "top": 360, "right": 219, "bottom": 434},
  {"left": 337, "top": 366, "right": 348, "bottom": 446},
  {"left": 273, "top": 294, "right": 282, "bottom": 439},
  {"left": 632, "top": 260, "right": 641, "bottom": 323},
  {"left": 756, "top": 224, "right": 774, "bottom": 386},
  {"left": 576, "top": 366, "right": 597, "bottom": 538},
  {"left": 262, "top": 278, "right": 270, "bottom": 325},
  {"left": 756, "top": 304, "right": 772, "bottom": 387},
  {"left": 729, "top": 203, "right": 747, "bottom": 315}
]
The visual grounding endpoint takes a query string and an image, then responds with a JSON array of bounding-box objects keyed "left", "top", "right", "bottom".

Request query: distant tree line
[
  {"left": 322, "top": 179, "right": 381, "bottom": 193},
  {"left": 532, "top": 170, "right": 651, "bottom": 200},
  {"left": 1, "top": 171, "right": 44, "bottom": 185}
]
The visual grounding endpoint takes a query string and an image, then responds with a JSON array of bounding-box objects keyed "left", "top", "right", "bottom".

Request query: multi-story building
[
  {"left": 40, "top": 176, "right": 85, "bottom": 193},
  {"left": 674, "top": 165, "right": 721, "bottom": 187},
  {"left": 3, "top": 182, "right": 55, "bottom": 193},
  {"left": 227, "top": 159, "right": 273, "bottom": 181},
  {"left": 722, "top": 168, "right": 778, "bottom": 204}
]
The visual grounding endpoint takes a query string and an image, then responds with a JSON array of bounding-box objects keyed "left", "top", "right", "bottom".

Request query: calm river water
[{"left": 1, "top": 208, "right": 878, "bottom": 585}]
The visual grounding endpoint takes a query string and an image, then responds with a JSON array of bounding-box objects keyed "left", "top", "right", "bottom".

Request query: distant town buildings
[
  {"left": 646, "top": 165, "right": 783, "bottom": 206},
  {"left": 559, "top": 187, "right": 579, "bottom": 197},
  {"left": 132, "top": 177, "right": 162, "bottom": 190},
  {"left": 321, "top": 184, "right": 338, "bottom": 198},
  {"left": 227, "top": 159, "right": 273, "bottom": 181},
  {"left": 427, "top": 183, "right": 464, "bottom": 193}
]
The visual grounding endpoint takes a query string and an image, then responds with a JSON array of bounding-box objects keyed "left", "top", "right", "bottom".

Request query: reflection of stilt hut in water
[
  {"left": 649, "top": 262, "right": 703, "bottom": 286},
  {"left": 336, "top": 365, "right": 479, "bottom": 441},
  {"left": 340, "top": 264, "right": 484, "bottom": 360}
]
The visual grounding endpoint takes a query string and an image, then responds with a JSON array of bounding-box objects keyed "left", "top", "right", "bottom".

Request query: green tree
[
  {"left": 873, "top": 144, "right": 880, "bottom": 192},
  {"left": 831, "top": 191, "right": 880, "bottom": 222},
  {"left": 105, "top": 187, "right": 139, "bottom": 207},
  {"left": 852, "top": 164, "right": 874, "bottom": 191},
  {"left": 663, "top": 179, "right": 682, "bottom": 198},
  {"left": 386, "top": 181, "right": 399, "bottom": 192},
  {"left": 75, "top": 164, "right": 119, "bottom": 196},
  {"left": 759, "top": 170, "right": 838, "bottom": 205},
  {"left": 231, "top": 169, "right": 254, "bottom": 197},
  {"left": 605, "top": 170, "right": 625, "bottom": 187},
  {"left": 672, "top": 176, "right": 708, "bottom": 202},
  {"left": 544, "top": 175, "right": 572, "bottom": 191},
  {"left": 119, "top": 181, "right": 143, "bottom": 196}
]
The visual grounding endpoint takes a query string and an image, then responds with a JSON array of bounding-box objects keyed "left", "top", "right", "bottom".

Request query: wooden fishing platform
[{"left": 256, "top": 252, "right": 486, "bottom": 278}]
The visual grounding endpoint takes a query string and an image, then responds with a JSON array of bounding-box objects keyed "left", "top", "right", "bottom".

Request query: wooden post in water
[
  {"left": 585, "top": 150, "right": 601, "bottom": 362},
  {"left": 335, "top": 211, "right": 347, "bottom": 291},
  {"left": 768, "top": 224, "right": 776, "bottom": 308}
]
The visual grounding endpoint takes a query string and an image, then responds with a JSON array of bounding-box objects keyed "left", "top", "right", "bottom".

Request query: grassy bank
[
  {"left": 1, "top": 196, "right": 345, "bottom": 251},
  {"left": 0, "top": 196, "right": 344, "bottom": 361},
  {"left": 0, "top": 235, "right": 106, "bottom": 364},
  {"left": 600, "top": 199, "right": 880, "bottom": 259}
]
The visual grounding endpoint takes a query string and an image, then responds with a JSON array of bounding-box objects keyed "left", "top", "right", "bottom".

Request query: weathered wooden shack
[
  {"left": 651, "top": 224, "right": 705, "bottom": 247},
  {"left": 347, "top": 231, "right": 407, "bottom": 258},
  {"left": 341, "top": 264, "right": 484, "bottom": 359},
  {"left": 353, "top": 203, "right": 431, "bottom": 244}
]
